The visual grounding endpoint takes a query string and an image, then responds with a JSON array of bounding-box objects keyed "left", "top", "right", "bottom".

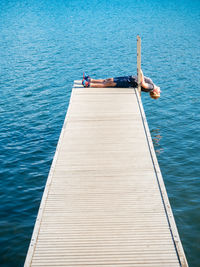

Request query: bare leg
[
  {"left": 90, "top": 78, "right": 117, "bottom": 88},
  {"left": 90, "top": 78, "right": 106, "bottom": 83}
]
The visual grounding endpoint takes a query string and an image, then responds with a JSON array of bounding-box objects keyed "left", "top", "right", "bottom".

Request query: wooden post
[{"left": 137, "top": 35, "right": 141, "bottom": 96}]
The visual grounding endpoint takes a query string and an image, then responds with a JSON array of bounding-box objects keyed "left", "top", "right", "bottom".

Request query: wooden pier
[{"left": 25, "top": 81, "right": 188, "bottom": 267}]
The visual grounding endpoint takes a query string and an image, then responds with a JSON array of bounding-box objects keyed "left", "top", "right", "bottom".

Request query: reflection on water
[{"left": 151, "top": 128, "right": 164, "bottom": 155}]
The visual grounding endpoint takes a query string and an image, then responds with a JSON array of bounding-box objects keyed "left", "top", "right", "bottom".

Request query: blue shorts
[
  {"left": 113, "top": 76, "right": 135, "bottom": 88},
  {"left": 113, "top": 75, "right": 154, "bottom": 91}
]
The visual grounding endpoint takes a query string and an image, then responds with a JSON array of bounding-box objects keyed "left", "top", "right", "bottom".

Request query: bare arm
[{"left": 140, "top": 69, "right": 154, "bottom": 90}]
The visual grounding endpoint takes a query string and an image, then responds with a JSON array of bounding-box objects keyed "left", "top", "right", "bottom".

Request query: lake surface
[{"left": 0, "top": 0, "right": 199, "bottom": 266}]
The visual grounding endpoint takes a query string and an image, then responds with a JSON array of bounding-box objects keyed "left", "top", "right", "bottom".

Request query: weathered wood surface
[
  {"left": 25, "top": 81, "right": 188, "bottom": 267},
  {"left": 137, "top": 35, "right": 142, "bottom": 95}
]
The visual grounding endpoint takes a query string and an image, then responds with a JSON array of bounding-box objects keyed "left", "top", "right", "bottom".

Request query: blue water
[{"left": 0, "top": 0, "right": 199, "bottom": 266}]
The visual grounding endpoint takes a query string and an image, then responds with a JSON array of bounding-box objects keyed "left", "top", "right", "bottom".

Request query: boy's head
[{"left": 150, "top": 86, "right": 161, "bottom": 99}]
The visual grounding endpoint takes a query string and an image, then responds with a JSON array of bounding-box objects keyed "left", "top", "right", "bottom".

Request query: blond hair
[{"left": 150, "top": 86, "right": 160, "bottom": 99}]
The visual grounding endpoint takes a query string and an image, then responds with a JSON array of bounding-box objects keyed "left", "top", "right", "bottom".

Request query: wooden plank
[
  {"left": 24, "top": 82, "right": 188, "bottom": 267},
  {"left": 137, "top": 35, "right": 141, "bottom": 95}
]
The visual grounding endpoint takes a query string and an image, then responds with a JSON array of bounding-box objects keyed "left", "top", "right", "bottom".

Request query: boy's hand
[{"left": 140, "top": 69, "right": 144, "bottom": 82}]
